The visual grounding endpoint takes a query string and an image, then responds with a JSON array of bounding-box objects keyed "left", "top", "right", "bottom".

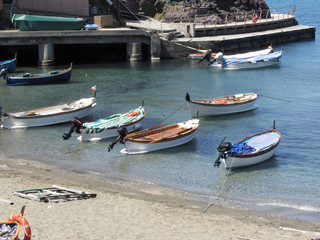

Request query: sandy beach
[{"left": 1, "top": 155, "right": 320, "bottom": 240}]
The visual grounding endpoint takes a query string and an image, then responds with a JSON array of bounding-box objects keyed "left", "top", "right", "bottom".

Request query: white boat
[
  {"left": 62, "top": 105, "right": 146, "bottom": 141},
  {"left": 108, "top": 119, "right": 199, "bottom": 154},
  {"left": 186, "top": 93, "right": 258, "bottom": 117},
  {"left": 214, "top": 126, "right": 282, "bottom": 170},
  {"left": 210, "top": 47, "right": 282, "bottom": 70},
  {"left": 0, "top": 88, "right": 96, "bottom": 129}
]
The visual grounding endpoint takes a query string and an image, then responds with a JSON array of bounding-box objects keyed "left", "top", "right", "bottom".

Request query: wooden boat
[
  {"left": 0, "top": 221, "right": 21, "bottom": 240},
  {"left": 186, "top": 92, "right": 258, "bottom": 117},
  {"left": 0, "top": 54, "right": 17, "bottom": 73},
  {"left": 0, "top": 87, "right": 97, "bottom": 129},
  {"left": 214, "top": 125, "right": 282, "bottom": 170},
  {"left": 210, "top": 47, "right": 282, "bottom": 70},
  {"left": 109, "top": 119, "right": 199, "bottom": 154},
  {"left": 62, "top": 105, "right": 146, "bottom": 141},
  {"left": 4, "top": 63, "right": 72, "bottom": 85}
]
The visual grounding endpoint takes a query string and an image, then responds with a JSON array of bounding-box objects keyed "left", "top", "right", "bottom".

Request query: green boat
[{"left": 12, "top": 14, "right": 85, "bottom": 31}]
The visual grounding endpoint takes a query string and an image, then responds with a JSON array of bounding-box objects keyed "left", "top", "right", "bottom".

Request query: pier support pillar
[
  {"left": 126, "top": 42, "right": 142, "bottom": 61},
  {"left": 38, "top": 43, "right": 55, "bottom": 66},
  {"left": 151, "top": 35, "right": 161, "bottom": 61}
]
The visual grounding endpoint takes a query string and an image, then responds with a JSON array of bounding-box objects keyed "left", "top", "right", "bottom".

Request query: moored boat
[
  {"left": 3, "top": 63, "right": 72, "bottom": 86},
  {"left": 109, "top": 119, "right": 199, "bottom": 154},
  {"left": 210, "top": 47, "right": 282, "bottom": 70},
  {"left": 214, "top": 123, "right": 282, "bottom": 170},
  {"left": 62, "top": 105, "right": 146, "bottom": 141},
  {"left": 0, "top": 87, "right": 97, "bottom": 129},
  {"left": 186, "top": 92, "right": 258, "bottom": 117},
  {"left": 0, "top": 54, "right": 17, "bottom": 74}
]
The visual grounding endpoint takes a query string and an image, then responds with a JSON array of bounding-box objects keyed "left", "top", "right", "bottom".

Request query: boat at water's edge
[{"left": 215, "top": 125, "right": 282, "bottom": 170}]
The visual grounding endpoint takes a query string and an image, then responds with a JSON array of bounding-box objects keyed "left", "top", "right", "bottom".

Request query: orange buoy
[
  {"left": 128, "top": 111, "right": 140, "bottom": 117},
  {"left": 8, "top": 213, "right": 31, "bottom": 240},
  {"left": 252, "top": 17, "right": 258, "bottom": 23},
  {"left": 214, "top": 100, "right": 227, "bottom": 104}
]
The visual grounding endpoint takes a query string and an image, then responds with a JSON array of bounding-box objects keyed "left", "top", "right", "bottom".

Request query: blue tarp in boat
[
  {"left": 228, "top": 142, "right": 256, "bottom": 155},
  {"left": 12, "top": 14, "right": 85, "bottom": 31}
]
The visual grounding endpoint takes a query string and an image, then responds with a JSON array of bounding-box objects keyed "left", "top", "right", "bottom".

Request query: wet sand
[{"left": 1, "top": 155, "right": 320, "bottom": 240}]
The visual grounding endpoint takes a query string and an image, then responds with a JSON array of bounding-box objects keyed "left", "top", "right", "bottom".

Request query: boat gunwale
[
  {"left": 7, "top": 97, "right": 95, "bottom": 119},
  {"left": 229, "top": 129, "right": 282, "bottom": 158}
]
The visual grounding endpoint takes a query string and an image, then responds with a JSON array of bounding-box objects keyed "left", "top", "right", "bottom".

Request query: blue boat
[
  {"left": 3, "top": 63, "right": 72, "bottom": 86},
  {"left": 0, "top": 54, "right": 17, "bottom": 73}
]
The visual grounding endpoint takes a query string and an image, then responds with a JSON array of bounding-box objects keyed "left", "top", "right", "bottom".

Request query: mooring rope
[
  {"left": 203, "top": 156, "right": 235, "bottom": 213},
  {"left": 160, "top": 101, "right": 187, "bottom": 124}
]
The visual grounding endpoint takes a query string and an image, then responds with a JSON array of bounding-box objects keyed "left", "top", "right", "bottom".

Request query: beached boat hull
[
  {"left": 218, "top": 129, "right": 282, "bottom": 170},
  {"left": 1, "top": 97, "right": 96, "bottom": 129},
  {"left": 6, "top": 66, "right": 72, "bottom": 85},
  {"left": 121, "top": 119, "right": 199, "bottom": 154},
  {"left": 187, "top": 93, "right": 258, "bottom": 117}
]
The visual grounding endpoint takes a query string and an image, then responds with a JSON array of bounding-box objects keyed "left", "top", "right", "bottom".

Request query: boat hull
[
  {"left": 0, "top": 59, "right": 16, "bottom": 73},
  {"left": 212, "top": 60, "right": 280, "bottom": 70},
  {"left": 7, "top": 68, "right": 72, "bottom": 85},
  {"left": 219, "top": 129, "right": 282, "bottom": 170},
  {"left": 122, "top": 129, "right": 197, "bottom": 154},
  {"left": 78, "top": 122, "right": 142, "bottom": 141},
  {"left": 1, "top": 97, "right": 96, "bottom": 129},
  {"left": 222, "top": 147, "right": 277, "bottom": 170},
  {"left": 188, "top": 100, "right": 257, "bottom": 117}
]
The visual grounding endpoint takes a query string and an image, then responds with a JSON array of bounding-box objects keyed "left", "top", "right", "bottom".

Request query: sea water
[{"left": 0, "top": 0, "right": 320, "bottom": 223}]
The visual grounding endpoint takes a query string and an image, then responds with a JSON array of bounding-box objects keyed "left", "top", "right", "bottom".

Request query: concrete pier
[
  {"left": 38, "top": 43, "right": 55, "bottom": 66},
  {"left": 126, "top": 42, "right": 142, "bottom": 61}
]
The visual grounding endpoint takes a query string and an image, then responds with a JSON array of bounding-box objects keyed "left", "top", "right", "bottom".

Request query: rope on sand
[{"left": 203, "top": 156, "right": 235, "bottom": 213}]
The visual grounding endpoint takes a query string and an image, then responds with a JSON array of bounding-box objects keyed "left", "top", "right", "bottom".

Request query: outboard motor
[
  {"left": 108, "top": 126, "right": 128, "bottom": 152},
  {"left": 214, "top": 141, "right": 232, "bottom": 167},
  {"left": 213, "top": 52, "right": 224, "bottom": 65},
  {"left": 0, "top": 68, "right": 8, "bottom": 79},
  {"left": 198, "top": 49, "right": 213, "bottom": 63},
  {"left": 62, "top": 117, "right": 83, "bottom": 140}
]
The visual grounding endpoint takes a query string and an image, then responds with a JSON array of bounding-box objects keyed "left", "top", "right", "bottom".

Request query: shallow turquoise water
[{"left": 1, "top": 0, "right": 320, "bottom": 223}]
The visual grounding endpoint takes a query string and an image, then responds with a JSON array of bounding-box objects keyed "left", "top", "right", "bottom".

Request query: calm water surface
[{"left": 1, "top": 0, "right": 320, "bottom": 222}]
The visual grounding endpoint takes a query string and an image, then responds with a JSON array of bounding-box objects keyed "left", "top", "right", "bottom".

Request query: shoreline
[{"left": 1, "top": 155, "right": 320, "bottom": 239}]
